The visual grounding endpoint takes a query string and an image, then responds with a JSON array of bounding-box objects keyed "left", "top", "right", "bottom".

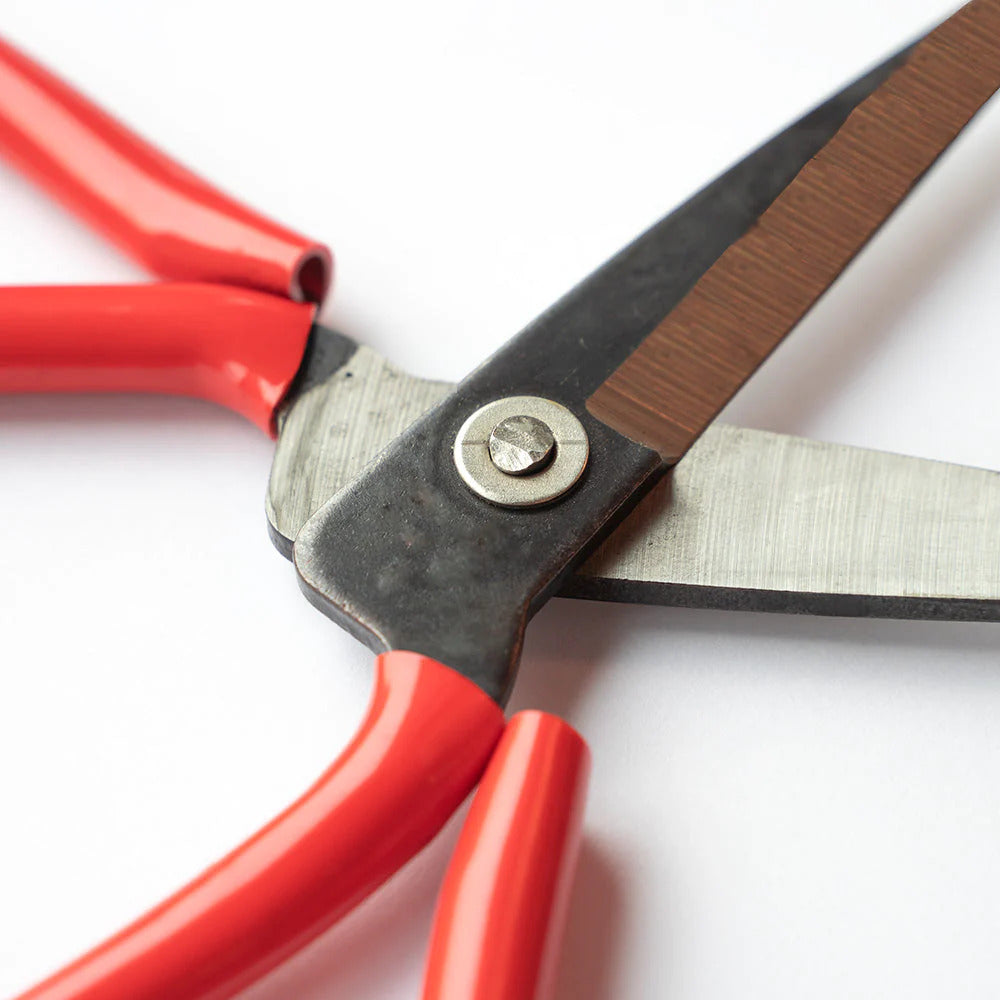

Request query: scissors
[{"left": 4, "top": 1, "right": 1000, "bottom": 997}]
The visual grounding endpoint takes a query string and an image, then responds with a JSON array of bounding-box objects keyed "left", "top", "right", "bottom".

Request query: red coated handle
[
  {"left": 421, "top": 711, "right": 590, "bottom": 1000},
  {"left": 0, "top": 35, "right": 331, "bottom": 303},
  {"left": 15, "top": 652, "right": 505, "bottom": 1000},
  {"left": 0, "top": 284, "right": 315, "bottom": 434}
]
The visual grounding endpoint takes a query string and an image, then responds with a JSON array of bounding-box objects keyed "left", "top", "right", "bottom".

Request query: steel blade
[
  {"left": 570, "top": 426, "right": 1000, "bottom": 621},
  {"left": 588, "top": 1, "right": 1000, "bottom": 462},
  {"left": 269, "top": 354, "right": 1000, "bottom": 620},
  {"left": 267, "top": 335, "right": 451, "bottom": 558},
  {"left": 284, "top": 5, "right": 1000, "bottom": 701}
]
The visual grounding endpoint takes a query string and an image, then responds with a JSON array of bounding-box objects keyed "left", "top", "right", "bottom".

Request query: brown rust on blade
[{"left": 587, "top": 0, "right": 1000, "bottom": 462}]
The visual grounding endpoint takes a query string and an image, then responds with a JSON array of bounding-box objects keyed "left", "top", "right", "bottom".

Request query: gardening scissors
[{"left": 4, "top": 1, "right": 1000, "bottom": 997}]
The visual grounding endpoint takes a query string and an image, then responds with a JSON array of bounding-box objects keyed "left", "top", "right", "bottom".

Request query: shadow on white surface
[
  {"left": 0, "top": 392, "right": 257, "bottom": 434},
  {"left": 723, "top": 116, "right": 1000, "bottom": 443},
  {"left": 554, "top": 838, "right": 630, "bottom": 1000}
]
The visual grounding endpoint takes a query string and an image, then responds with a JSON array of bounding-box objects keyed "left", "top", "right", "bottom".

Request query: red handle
[
  {"left": 0, "top": 35, "right": 331, "bottom": 303},
  {"left": 0, "top": 283, "right": 315, "bottom": 434},
  {"left": 15, "top": 652, "right": 505, "bottom": 1000},
  {"left": 421, "top": 711, "right": 590, "bottom": 1000}
]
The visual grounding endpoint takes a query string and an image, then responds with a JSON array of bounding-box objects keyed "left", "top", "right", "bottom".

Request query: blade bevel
[{"left": 588, "top": 0, "right": 1000, "bottom": 461}]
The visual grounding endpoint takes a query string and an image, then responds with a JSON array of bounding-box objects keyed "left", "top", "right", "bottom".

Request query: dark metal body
[{"left": 291, "top": 49, "right": 910, "bottom": 705}]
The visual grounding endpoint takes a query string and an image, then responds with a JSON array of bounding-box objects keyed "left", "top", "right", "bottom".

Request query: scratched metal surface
[
  {"left": 573, "top": 424, "right": 1000, "bottom": 619},
  {"left": 267, "top": 356, "right": 1000, "bottom": 619},
  {"left": 266, "top": 345, "right": 451, "bottom": 556}
]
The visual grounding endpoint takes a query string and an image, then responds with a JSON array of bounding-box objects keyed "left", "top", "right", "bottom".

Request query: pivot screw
[
  {"left": 488, "top": 415, "right": 556, "bottom": 476},
  {"left": 453, "top": 396, "right": 588, "bottom": 508}
]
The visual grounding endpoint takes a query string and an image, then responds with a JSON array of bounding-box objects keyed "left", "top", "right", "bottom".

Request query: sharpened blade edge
[
  {"left": 588, "top": 1, "right": 1000, "bottom": 461},
  {"left": 574, "top": 425, "right": 1000, "bottom": 617}
]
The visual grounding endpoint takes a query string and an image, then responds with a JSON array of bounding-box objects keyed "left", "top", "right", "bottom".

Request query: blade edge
[
  {"left": 568, "top": 424, "right": 1000, "bottom": 619},
  {"left": 588, "top": 0, "right": 1000, "bottom": 461}
]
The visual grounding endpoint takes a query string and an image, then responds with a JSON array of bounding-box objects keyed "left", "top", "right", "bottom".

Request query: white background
[{"left": 2, "top": 1, "right": 1000, "bottom": 997}]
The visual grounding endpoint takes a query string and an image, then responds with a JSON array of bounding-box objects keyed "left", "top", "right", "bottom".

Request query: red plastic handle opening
[
  {"left": 16, "top": 652, "right": 505, "bottom": 1000},
  {"left": 0, "top": 35, "right": 331, "bottom": 303},
  {"left": 421, "top": 711, "right": 591, "bottom": 1000}
]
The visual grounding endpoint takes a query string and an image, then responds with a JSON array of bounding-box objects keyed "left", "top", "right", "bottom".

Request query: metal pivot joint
[
  {"left": 489, "top": 415, "right": 555, "bottom": 475},
  {"left": 453, "top": 396, "right": 590, "bottom": 508}
]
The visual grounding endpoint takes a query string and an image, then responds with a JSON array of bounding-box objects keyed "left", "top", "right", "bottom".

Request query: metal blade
[
  {"left": 268, "top": 351, "right": 1000, "bottom": 620},
  {"left": 588, "top": 1, "right": 1000, "bottom": 461},
  {"left": 267, "top": 334, "right": 451, "bottom": 558},
  {"left": 570, "top": 425, "right": 1000, "bottom": 621},
  {"left": 284, "top": 5, "right": 1000, "bottom": 703}
]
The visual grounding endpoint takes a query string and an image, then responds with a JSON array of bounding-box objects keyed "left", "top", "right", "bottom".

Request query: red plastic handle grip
[
  {"left": 15, "top": 652, "right": 505, "bottom": 1000},
  {"left": 0, "top": 283, "right": 315, "bottom": 434},
  {"left": 421, "top": 711, "right": 591, "bottom": 1000},
  {"left": 0, "top": 35, "right": 331, "bottom": 303}
]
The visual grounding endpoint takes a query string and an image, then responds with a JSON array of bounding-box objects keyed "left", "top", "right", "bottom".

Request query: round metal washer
[{"left": 453, "top": 396, "right": 589, "bottom": 508}]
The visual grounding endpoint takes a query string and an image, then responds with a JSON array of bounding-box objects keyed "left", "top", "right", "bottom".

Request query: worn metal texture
[
  {"left": 266, "top": 342, "right": 451, "bottom": 557},
  {"left": 271, "top": 14, "right": 1000, "bottom": 703},
  {"left": 488, "top": 415, "right": 556, "bottom": 476},
  {"left": 571, "top": 426, "right": 1000, "bottom": 621},
  {"left": 280, "top": 42, "right": 925, "bottom": 702},
  {"left": 292, "top": 382, "right": 660, "bottom": 705},
  {"left": 270, "top": 355, "right": 1000, "bottom": 621}
]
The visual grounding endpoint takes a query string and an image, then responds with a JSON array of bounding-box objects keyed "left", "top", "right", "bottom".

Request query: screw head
[
  {"left": 488, "top": 414, "right": 556, "bottom": 475},
  {"left": 454, "top": 396, "right": 588, "bottom": 507}
]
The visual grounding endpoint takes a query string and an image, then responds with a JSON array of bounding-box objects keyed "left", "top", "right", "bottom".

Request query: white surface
[{"left": 2, "top": 1, "right": 1000, "bottom": 997}]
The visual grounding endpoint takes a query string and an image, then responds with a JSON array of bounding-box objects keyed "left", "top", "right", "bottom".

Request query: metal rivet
[
  {"left": 488, "top": 415, "right": 556, "bottom": 475},
  {"left": 453, "top": 396, "right": 589, "bottom": 508}
]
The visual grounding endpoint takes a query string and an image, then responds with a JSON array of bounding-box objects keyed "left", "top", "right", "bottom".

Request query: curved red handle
[
  {"left": 0, "top": 283, "right": 316, "bottom": 434},
  {"left": 15, "top": 652, "right": 505, "bottom": 1000},
  {"left": 421, "top": 711, "right": 590, "bottom": 1000},
  {"left": 0, "top": 35, "right": 331, "bottom": 303}
]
